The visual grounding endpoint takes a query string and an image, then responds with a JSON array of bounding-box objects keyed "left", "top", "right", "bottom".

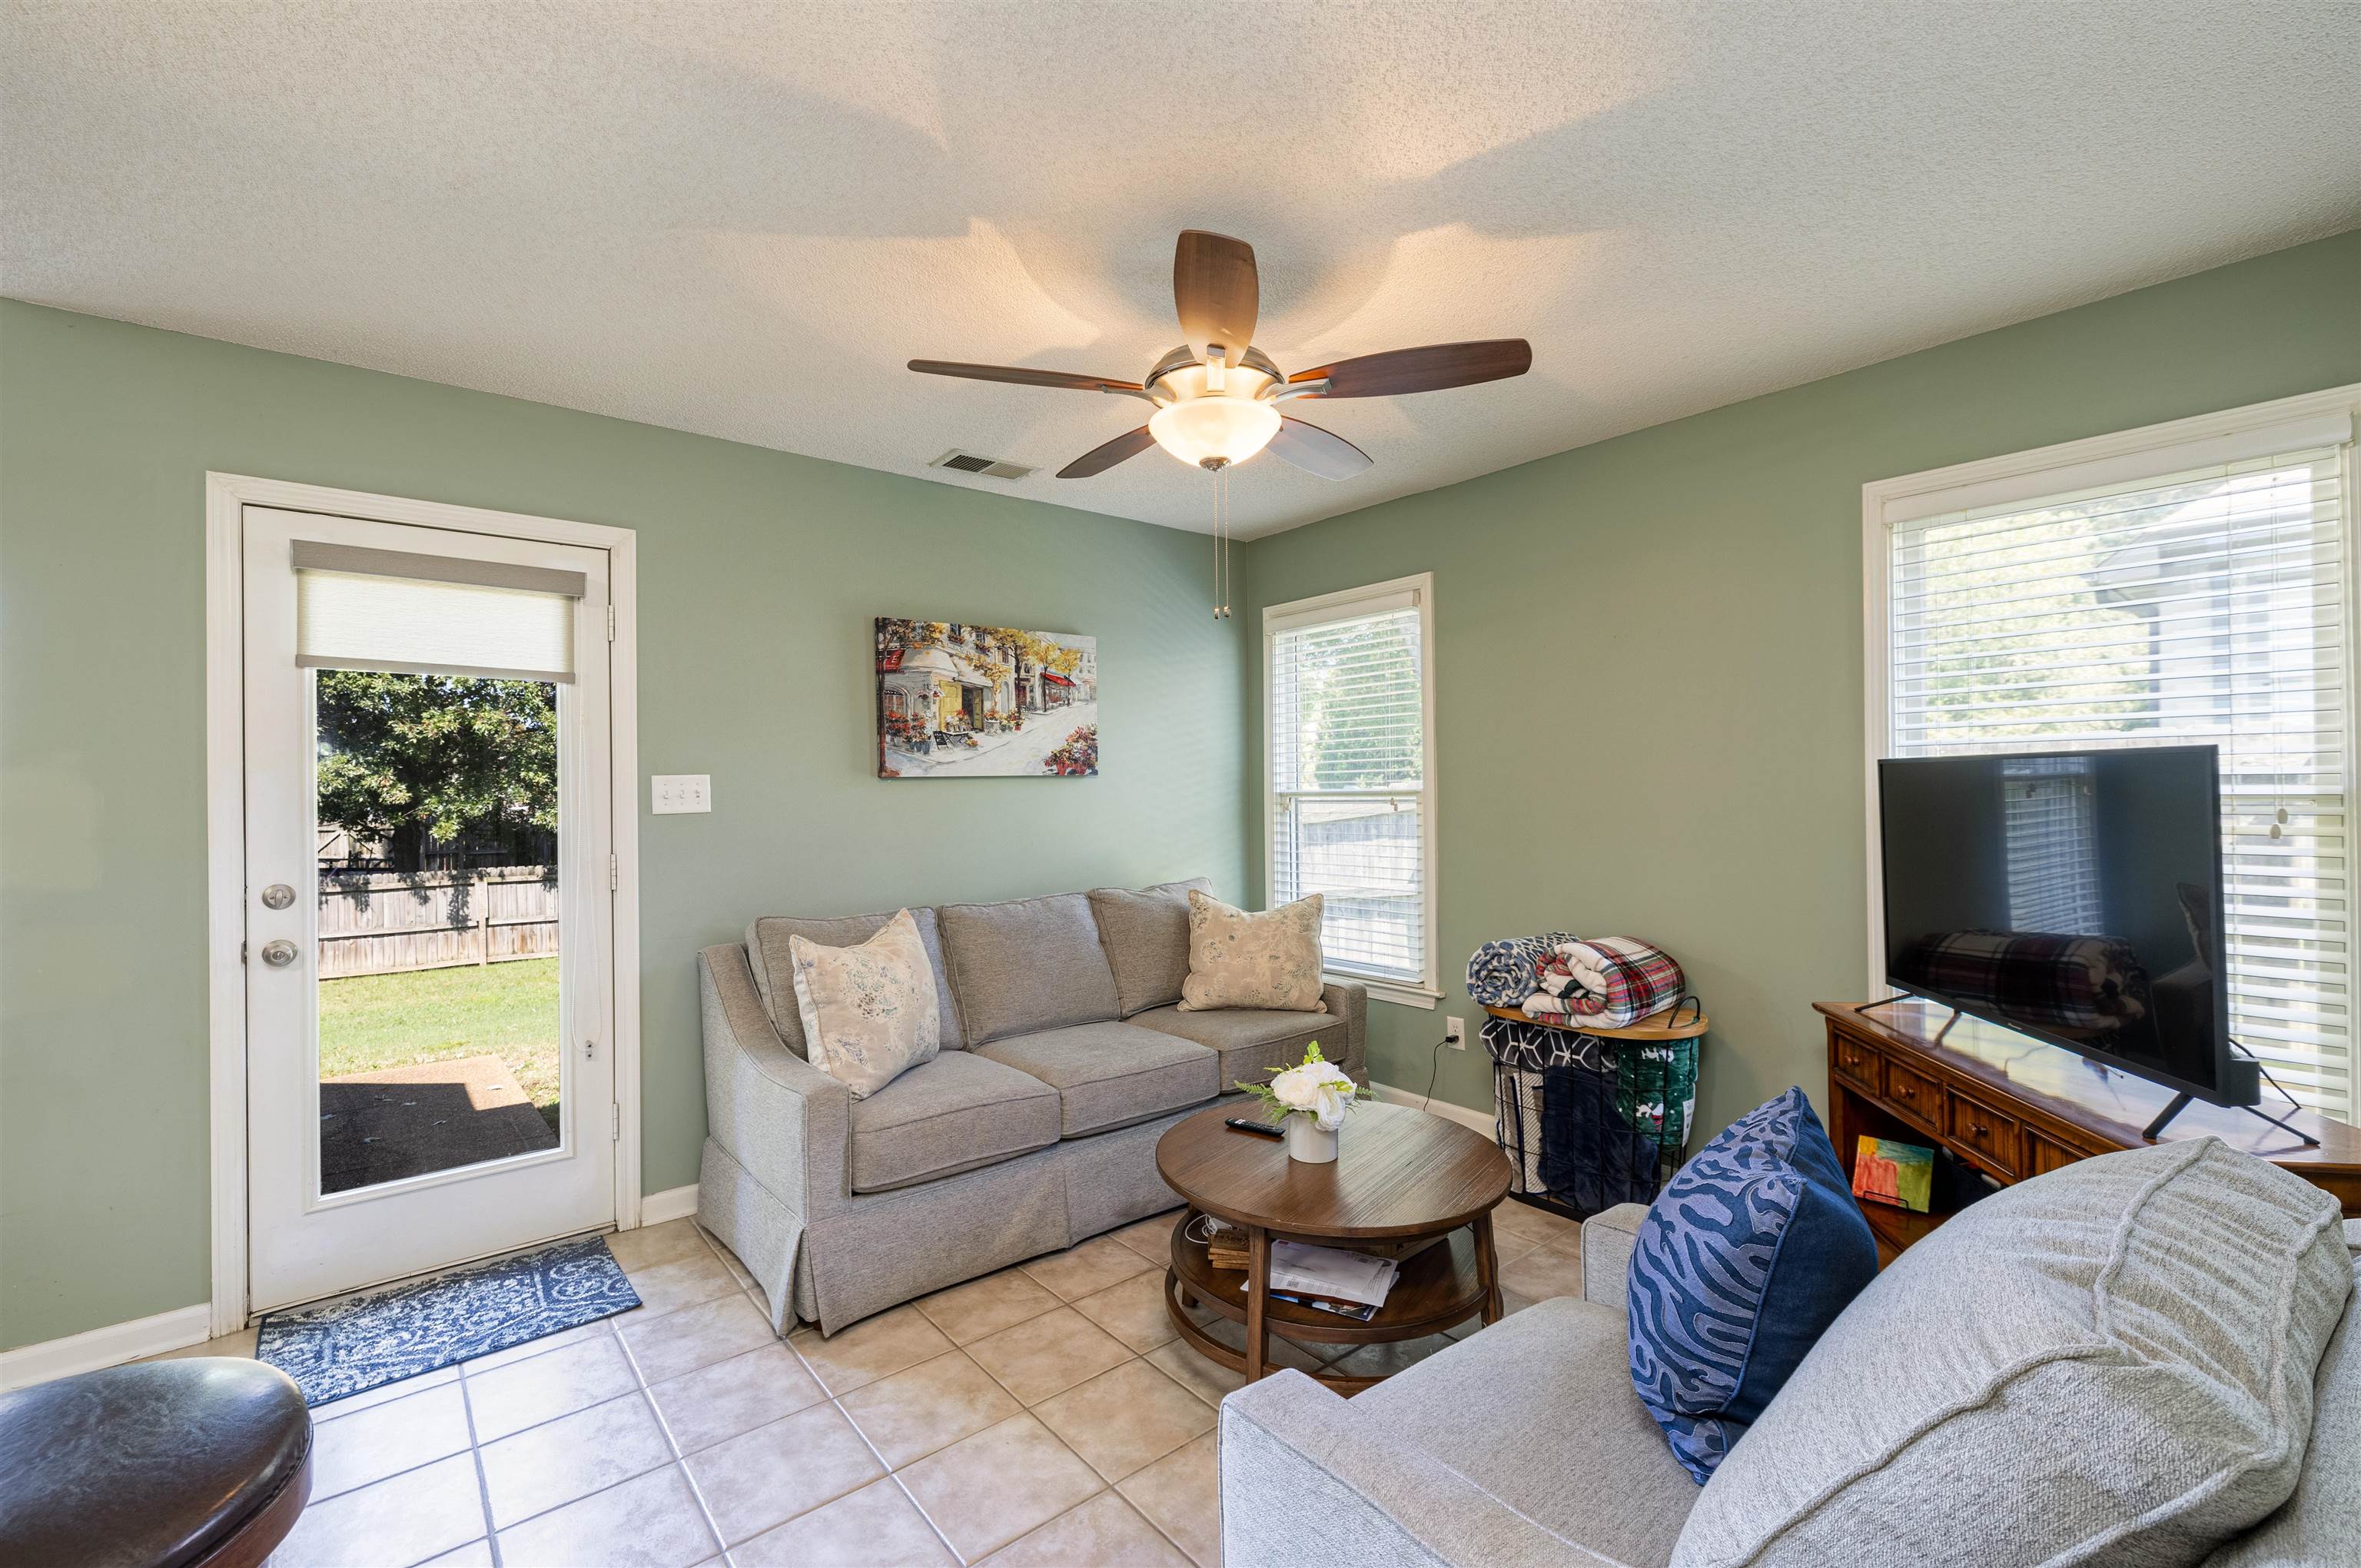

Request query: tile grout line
[
  {"left": 680, "top": 1215, "right": 1239, "bottom": 1560},
  {"left": 683, "top": 1220, "right": 928, "bottom": 1561},
  {"left": 779, "top": 1311, "right": 1115, "bottom": 1567},
  {"left": 453, "top": 1354, "right": 505, "bottom": 1568},
  {"left": 312, "top": 1217, "right": 1244, "bottom": 1567},
  {"left": 625, "top": 1318, "right": 729, "bottom": 1565},
  {"left": 775, "top": 1311, "right": 987, "bottom": 1564},
  {"left": 472, "top": 1389, "right": 685, "bottom": 1545},
  {"left": 819, "top": 1376, "right": 973, "bottom": 1566},
  {"left": 639, "top": 1223, "right": 748, "bottom": 1555}
]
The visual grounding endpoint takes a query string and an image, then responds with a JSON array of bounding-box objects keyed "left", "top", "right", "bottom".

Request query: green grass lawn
[{"left": 318, "top": 958, "right": 562, "bottom": 1127}]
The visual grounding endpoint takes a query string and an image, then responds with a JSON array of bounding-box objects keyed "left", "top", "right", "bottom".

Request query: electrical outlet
[
  {"left": 651, "top": 774, "right": 712, "bottom": 815},
  {"left": 1444, "top": 1016, "right": 1466, "bottom": 1048}
]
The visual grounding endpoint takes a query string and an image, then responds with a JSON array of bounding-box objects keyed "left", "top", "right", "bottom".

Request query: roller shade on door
[{"left": 293, "top": 540, "right": 586, "bottom": 683}]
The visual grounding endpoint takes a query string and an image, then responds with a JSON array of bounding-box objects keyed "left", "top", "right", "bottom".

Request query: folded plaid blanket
[
  {"left": 1524, "top": 937, "right": 1685, "bottom": 1029},
  {"left": 1466, "top": 933, "right": 1576, "bottom": 1008},
  {"left": 1891, "top": 929, "right": 2148, "bottom": 1031}
]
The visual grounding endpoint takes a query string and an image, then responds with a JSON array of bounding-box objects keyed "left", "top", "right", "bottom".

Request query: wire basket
[{"left": 1485, "top": 1014, "right": 1699, "bottom": 1219}]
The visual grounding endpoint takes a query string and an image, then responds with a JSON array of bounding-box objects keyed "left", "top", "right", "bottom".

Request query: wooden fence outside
[{"left": 318, "top": 867, "right": 560, "bottom": 979}]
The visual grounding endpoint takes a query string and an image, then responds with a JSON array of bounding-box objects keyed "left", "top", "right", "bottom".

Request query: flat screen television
[{"left": 1877, "top": 745, "right": 2256, "bottom": 1112}]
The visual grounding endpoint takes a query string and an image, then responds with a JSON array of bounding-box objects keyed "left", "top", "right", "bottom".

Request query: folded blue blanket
[{"left": 1466, "top": 933, "right": 1576, "bottom": 1008}]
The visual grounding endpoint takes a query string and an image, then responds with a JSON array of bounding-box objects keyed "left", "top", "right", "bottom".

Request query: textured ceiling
[{"left": 5, "top": 2, "right": 2356, "bottom": 538}]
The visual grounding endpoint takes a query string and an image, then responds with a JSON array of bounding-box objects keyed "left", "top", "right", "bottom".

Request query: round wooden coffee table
[{"left": 1154, "top": 1101, "right": 1513, "bottom": 1393}]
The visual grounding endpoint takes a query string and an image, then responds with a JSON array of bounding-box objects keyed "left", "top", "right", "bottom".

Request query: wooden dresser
[{"left": 1819, "top": 998, "right": 2361, "bottom": 1263}]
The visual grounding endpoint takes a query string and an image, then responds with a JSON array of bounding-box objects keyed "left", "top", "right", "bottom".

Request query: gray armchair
[{"left": 1220, "top": 1204, "right": 1683, "bottom": 1568}]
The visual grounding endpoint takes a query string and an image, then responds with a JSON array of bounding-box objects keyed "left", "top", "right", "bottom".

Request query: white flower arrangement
[{"left": 1236, "top": 1041, "right": 1372, "bottom": 1132}]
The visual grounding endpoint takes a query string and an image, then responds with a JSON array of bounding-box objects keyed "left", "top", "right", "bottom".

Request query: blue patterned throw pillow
[{"left": 1626, "top": 1087, "right": 1877, "bottom": 1482}]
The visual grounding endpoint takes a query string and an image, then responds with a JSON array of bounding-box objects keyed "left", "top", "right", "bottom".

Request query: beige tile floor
[{"left": 148, "top": 1198, "right": 1585, "bottom": 1568}]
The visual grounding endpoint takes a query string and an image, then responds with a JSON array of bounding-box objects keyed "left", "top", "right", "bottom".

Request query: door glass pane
[{"left": 313, "top": 671, "right": 562, "bottom": 1194}]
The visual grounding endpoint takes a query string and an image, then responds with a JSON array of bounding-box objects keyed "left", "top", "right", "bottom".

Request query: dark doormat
[
  {"left": 320, "top": 1053, "right": 558, "bottom": 1194},
  {"left": 256, "top": 1235, "right": 640, "bottom": 1407}
]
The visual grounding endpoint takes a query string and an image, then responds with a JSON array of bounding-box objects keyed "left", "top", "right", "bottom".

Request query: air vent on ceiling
[{"left": 930, "top": 449, "right": 1034, "bottom": 481}]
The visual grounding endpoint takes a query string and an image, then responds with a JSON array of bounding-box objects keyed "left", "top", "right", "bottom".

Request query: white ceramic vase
[{"left": 1285, "top": 1115, "right": 1339, "bottom": 1164}]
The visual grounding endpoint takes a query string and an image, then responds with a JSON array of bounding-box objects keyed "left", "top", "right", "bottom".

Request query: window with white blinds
[
  {"left": 1267, "top": 575, "right": 1436, "bottom": 999},
  {"left": 1882, "top": 414, "right": 2355, "bottom": 1121}
]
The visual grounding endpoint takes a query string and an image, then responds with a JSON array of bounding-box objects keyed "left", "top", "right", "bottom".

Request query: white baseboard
[
  {"left": 639, "top": 1183, "right": 700, "bottom": 1226},
  {"left": 1370, "top": 1081, "right": 1493, "bottom": 1134},
  {"left": 0, "top": 1303, "right": 215, "bottom": 1392}
]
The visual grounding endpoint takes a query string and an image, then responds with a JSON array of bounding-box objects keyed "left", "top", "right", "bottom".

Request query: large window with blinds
[
  {"left": 1871, "top": 394, "right": 2357, "bottom": 1119},
  {"left": 1265, "top": 573, "right": 1437, "bottom": 1004}
]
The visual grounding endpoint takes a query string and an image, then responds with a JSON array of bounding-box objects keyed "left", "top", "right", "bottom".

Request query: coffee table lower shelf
[{"left": 1163, "top": 1211, "right": 1498, "bottom": 1394}]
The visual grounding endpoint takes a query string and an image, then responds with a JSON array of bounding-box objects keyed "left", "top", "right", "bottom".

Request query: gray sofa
[
  {"left": 1223, "top": 1146, "right": 2360, "bottom": 1568},
  {"left": 696, "top": 879, "right": 1367, "bottom": 1334}
]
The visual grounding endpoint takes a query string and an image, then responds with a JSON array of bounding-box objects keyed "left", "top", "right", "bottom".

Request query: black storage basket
[{"left": 1484, "top": 1014, "right": 1700, "bottom": 1220}]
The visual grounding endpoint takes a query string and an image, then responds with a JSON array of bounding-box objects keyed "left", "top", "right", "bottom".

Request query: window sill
[{"left": 1328, "top": 975, "right": 1440, "bottom": 1011}]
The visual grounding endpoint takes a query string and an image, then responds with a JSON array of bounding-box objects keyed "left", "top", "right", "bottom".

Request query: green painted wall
[
  {"left": 0, "top": 301, "right": 1247, "bottom": 1350},
  {"left": 5, "top": 231, "right": 2353, "bottom": 1351},
  {"left": 1242, "top": 230, "right": 2360, "bottom": 1143}
]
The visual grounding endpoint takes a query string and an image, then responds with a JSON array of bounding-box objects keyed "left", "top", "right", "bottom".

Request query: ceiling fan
[{"left": 908, "top": 230, "right": 1533, "bottom": 482}]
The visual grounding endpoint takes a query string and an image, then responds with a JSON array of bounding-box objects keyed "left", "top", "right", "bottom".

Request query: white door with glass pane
[{"left": 242, "top": 505, "right": 616, "bottom": 1311}]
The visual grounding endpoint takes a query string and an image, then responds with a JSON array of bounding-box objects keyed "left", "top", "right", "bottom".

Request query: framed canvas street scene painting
[{"left": 876, "top": 619, "right": 1098, "bottom": 779}]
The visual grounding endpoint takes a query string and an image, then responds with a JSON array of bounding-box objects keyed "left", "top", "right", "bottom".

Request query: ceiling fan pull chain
[{"left": 1220, "top": 467, "right": 1234, "bottom": 620}]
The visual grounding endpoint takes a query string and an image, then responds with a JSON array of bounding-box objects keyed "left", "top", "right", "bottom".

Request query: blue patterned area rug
[{"left": 257, "top": 1234, "right": 640, "bottom": 1407}]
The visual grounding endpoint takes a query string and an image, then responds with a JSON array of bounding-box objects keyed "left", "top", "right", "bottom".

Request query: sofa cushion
[
  {"left": 747, "top": 909, "right": 965, "bottom": 1052},
  {"left": 1629, "top": 1088, "right": 1878, "bottom": 1482},
  {"left": 846, "top": 1051, "right": 1060, "bottom": 1194},
  {"left": 1088, "top": 879, "right": 1211, "bottom": 1018},
  {"left": 2198, "top": 1258, "right": 2361, "bottom": 1568},
  {"left": 1671, "top": 1138, "right": 2355, "bottom": 1568},
  {"left": 975, "top": 1022, "right": 1219, "bottom": 1138},
  {"left": 1356, "top": 1295, "right": 1700, "bottom": 1568},
  {"left": 1128, "top": 1003, "right": 1326, "bottom": 1093},
  {"left": 938, "top": 893, "right": 1122, "bottom": 1046}
]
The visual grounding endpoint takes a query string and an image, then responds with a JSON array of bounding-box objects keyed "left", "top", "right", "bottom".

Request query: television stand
[
  {"left": 1820, "top": 999, "right": 2359, "bottom": 1263},
  {"left": 1858, "top": 992, "right": 1963, "bottom": 1041},
  {"left": 2143, "top": 1091, "right": 2323, "bottom": 1147}
]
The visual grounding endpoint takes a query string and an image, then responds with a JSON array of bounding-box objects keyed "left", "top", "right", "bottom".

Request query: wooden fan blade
[
  {"left": 908, "top": 360, "right": 1143, "bottom": 394},
  {"left": 1058, "top": 426, "right": 1157, "bottom": 478},
  {"left": 1173, "top": 231, "right": 1258, "bottom": 371},
  {"left": 1265, "top": 417, "right": 1372, "bottom": 481},
  {"left": 1290, "top": 339, "right": 1532, "bottom": 398}
]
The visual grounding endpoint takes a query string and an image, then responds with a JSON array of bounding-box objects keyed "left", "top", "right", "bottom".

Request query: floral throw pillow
[
  {"left": 787, "top": 909, "right": 941, "bottom": 1098},
  {"left": 1177, "top": 890, "right": 1328, "bottom": 1013}
]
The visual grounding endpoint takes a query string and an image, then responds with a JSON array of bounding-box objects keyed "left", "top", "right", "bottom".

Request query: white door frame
[{"left": 204, "top": 473, "right": 642, "bottom": 1337}]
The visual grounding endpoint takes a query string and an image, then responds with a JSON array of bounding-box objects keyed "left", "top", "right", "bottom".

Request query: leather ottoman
[{"left": 0, "top": 1358, "right": 313, "bottom": 1567}]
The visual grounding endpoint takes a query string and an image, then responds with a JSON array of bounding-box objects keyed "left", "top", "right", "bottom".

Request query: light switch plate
[{"left": 651, "top": 774, "right": 711, "bottom": 814}]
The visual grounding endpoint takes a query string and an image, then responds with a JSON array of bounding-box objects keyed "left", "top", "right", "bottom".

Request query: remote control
[{"left": 1225, "top": 1116, "right": 1285, "bottom": 1138}]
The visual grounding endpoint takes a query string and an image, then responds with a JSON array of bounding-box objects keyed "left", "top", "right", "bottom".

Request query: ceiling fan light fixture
[{"left": 1148, "top": 396, "right": 1280, "bottom": 469}]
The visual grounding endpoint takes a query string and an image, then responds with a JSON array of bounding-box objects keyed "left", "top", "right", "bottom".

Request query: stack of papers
[{"left": 1257, "top": 1241, "right": 1400, "bottom": 1307}]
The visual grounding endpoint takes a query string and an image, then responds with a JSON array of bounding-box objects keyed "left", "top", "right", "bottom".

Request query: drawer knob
[{"left": 1970, "top": 1122, "right": 1988, "bottom": 1136}]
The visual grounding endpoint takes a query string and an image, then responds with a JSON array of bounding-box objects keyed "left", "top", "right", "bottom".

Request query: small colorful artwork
[
  {"left": 875, "top": 619, "right": 1097, "bottom": 779},
  {"left": 1852, "top": 1135, "right": 1934, "bottom": 1213}
]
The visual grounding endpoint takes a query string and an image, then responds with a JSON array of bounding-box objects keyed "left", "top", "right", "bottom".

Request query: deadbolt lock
[{"left": 260, "top": 883, "right": 296, "bottom": 910}]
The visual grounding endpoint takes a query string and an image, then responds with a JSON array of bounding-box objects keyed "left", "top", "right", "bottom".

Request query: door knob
[
  {"left": 260, "top": 883, "right": 297, "bottom": 910},
  {"left": 260, "top": 939, "right": 299, "bottom": 968}
]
